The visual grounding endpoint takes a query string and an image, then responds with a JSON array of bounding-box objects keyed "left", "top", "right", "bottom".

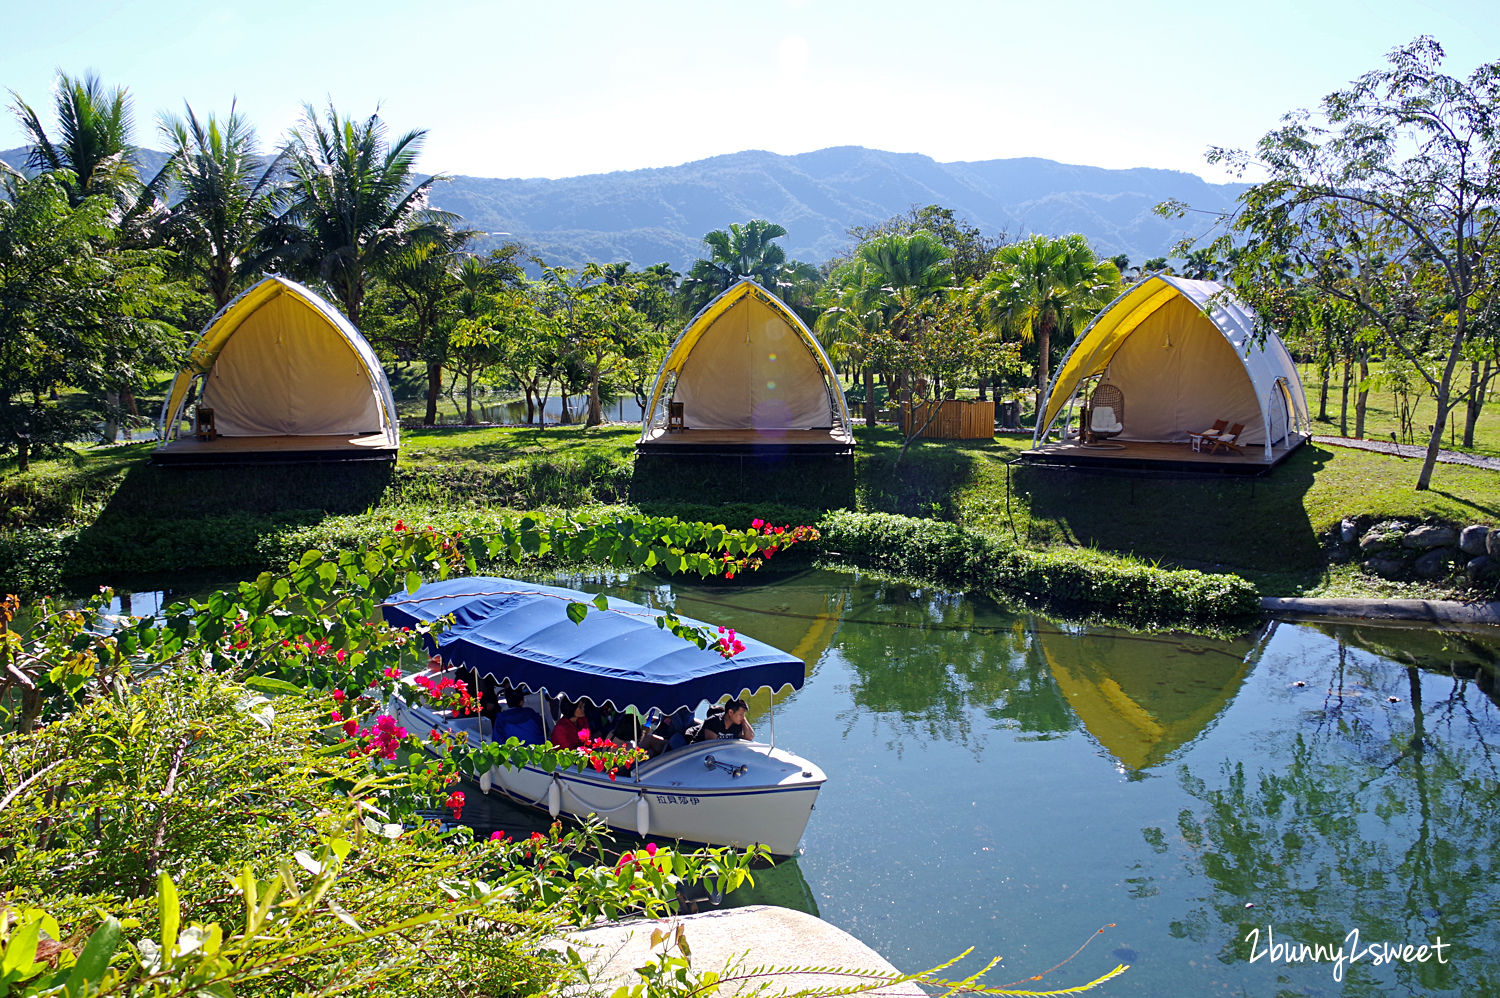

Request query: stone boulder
[
  {"left": 1460, "top": 525, "right": 1489, "bottom": 555},
  {"left": 1402, "top": 525, "right": 1458, "bottom": 549},
  {"left": 1414, "top": 548, "right": 1459, "bottom": 579},
  {"left": 1365, "top": 554, "right": 1408, "bottom": 580},
  {"left": 1466, "top": 555, "right": 1498, "bottom": 582},
  {"left": 1340, "top": 518, "right": 1359, "bottom": 544},
  {"left": 1489, "top": 529, "right": 1500, "bottom": 558}
]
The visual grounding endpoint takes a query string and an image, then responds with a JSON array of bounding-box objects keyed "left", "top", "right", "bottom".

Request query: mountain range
[{"left": 1, "top": 144, "right": 1246, "bottom": 272}]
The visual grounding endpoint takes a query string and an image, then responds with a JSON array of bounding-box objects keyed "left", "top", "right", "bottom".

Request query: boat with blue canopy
[{"left": 381, "top": 576, "right": 826, "bottom": 855}]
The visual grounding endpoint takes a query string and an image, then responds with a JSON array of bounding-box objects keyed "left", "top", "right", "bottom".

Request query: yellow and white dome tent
[
  {"left": 155, "top": 276, "right": 399, "bottom": 462},
  {"left": 1033, "top": 275, "right": 1310, "bottom": 461},
  {"left": 638, "top": 279, "right": 852, "bottom": 454}
]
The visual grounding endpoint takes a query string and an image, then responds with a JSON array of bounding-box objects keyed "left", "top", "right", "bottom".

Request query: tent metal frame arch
[
  {"left": 156, "top": 275, "right": 401, "bottom": 445},
  {"left": 1032, "top": 273, "right": 1310, "bottom": 460},
  {"left": 639, "top": 278, "right": 852, "bottom": 437}
]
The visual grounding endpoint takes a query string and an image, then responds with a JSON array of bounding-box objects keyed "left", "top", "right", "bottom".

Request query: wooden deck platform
[
  {"left": 152, "top": 431, "right": 398, "bottom": 467},
  {"left": 636, "top": 427, "right": 854, "bottom": 457},
  {"left": 1020, "top": 435, "right": 1306, "bottom": 476}
]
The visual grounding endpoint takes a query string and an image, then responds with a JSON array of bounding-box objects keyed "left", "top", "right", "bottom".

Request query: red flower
[
  {"left": 343, "top": 719, "right": 359, "bottom": 737},
  {"left": 330, "top": 709, "right": 343, "bottom": 722},
  {"left": 394, "top": 520, "right": 406, "bottom": 532},
  {"left": 331, "top": 689, "right": 346, "bottom": 703},
  {"left": 490, "top": 831, "right": 508, "bottom": 841},
  {"left": 751, "top": 518, "right": 764, "bottom": 529},
  {"left": 646, "top": 842, "right": 658, "bottom": 857}
]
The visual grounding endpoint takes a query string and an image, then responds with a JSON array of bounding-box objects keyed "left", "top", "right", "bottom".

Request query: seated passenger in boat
[
  {"left": 492, "top": 688, "right": 543, "bottom": 744},
  {"left": 695, "top": 699, "right": 754, "bottom": 742},
  {"left": 550, "top": 697, "right": 591, "bottom": 749}
]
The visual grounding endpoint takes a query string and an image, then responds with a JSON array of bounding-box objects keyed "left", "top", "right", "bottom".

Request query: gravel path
[{"left": 1312, "top": 435, "right": 1500, "bottom": 471}]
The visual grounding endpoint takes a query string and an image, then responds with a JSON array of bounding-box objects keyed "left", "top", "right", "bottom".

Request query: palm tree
[
  {"left": 980, "top": 234, "right": 1121, "bottom": 400},
  {"left": 9, "top": 72, "right": 175, "bottom": 439},
  {"left": 159, "top": 102, "right": 283, "bottom": 309},
  {"left": 681, "top": 219, "right": 790, "bottom": 313},
  {"left": 271, "top": 102, "right": 456, "bottom": 328},
  {"left": 9, "top": 71, "right": 172, "bottom": 239},
  {"left": 820, "top": 230, "right": 954, "bottom": 429},
  {"left": 856, "top": 231, "right": 952, "bottom": 291},
  {"left": 816, "top": 258, "right": 887, "bottom": 427},
  {"left": 1180, "top": 247, "right": 1221, "bottom": 281},
  {"left": 378, "top": 222, "right": 477, "bottom": 424}
]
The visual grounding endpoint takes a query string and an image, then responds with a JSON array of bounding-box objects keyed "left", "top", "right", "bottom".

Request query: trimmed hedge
[
  {"left": 820, "top": 510, "right": 1261, "bottom": 624},
  {"left": 4, "top": 504, "right": 1260, "bottom": 627}
]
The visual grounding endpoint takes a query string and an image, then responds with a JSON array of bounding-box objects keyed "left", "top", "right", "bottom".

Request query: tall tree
[
  {"left": 271, "top": 103, "right": 456, "bottom": 328},
  {"left": 1187, "top": 37, "right": 1500, "bottom": 489},
  {"left": 816, "top": 257, "right": 888, "bottom": 428},
  {"left": 0, "top": 172, "right": 172, "bottom": 467},
  {"left": 980, "top": 234, "right": 1122, "bottom": 401},
  {"left": 9, "top": 71, "right": 171, "bottom": 240},
  {"left": 159, "top": 102, "right": 283, "bottom": 310},
  {"left": 845, "top": 230, "right": 958, "bottom": 451},
  {"left": 680, "top": 219, "right": 790, "bottom": 314},
  {"left": 848, "top": 204, "right": 1004, "bottom": 283},
  {"left": 377, "top": 222, "right": 477, "bottom": 424}
]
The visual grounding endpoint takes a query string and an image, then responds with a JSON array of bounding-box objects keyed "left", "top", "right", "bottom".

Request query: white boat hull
[{"left": 387, "top": 695, "right": 824, "bottom": 856}]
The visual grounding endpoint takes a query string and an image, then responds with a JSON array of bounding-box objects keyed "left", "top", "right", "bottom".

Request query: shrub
[{"left": 820, "top": 510, "right": 1260, "bottom": 623}]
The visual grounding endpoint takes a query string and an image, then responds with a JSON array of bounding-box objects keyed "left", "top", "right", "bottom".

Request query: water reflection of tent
[{"left": 1036, "top": 625, "right": 1257, "bottom": 770}]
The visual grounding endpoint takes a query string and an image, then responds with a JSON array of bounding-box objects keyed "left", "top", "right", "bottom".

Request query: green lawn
[
  {"left": 1297, "top": 361, "right": 1500, "bottom": 459},
  {"left": 3, "top": 418, "right": 1496, "bottom": 600}
]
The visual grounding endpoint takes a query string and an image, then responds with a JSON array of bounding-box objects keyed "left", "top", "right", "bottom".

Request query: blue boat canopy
[{"left": 380, "top": 576, "right": 806, "bottom": 713}]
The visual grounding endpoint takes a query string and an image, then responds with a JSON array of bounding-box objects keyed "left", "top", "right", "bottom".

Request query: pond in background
[
  {"left": 105, "top": 568, "right": 1500, "bottom": 995},
  {"left": 522, "top": 568, "right": 1500, "bottom": 997},
  {"left": 423, "top": 394, "right": 646, "bottom": 427}
]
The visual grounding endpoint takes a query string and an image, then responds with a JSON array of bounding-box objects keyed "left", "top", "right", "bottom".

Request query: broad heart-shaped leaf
[
  {"left": 405, "top": 570, "right": 423, "bottom": 594},
  {"left": 565, "top": 602, "right": 588, "bottom": 625},
  {"left": 591, "top": 593, "right": 609, "bottom": 611},
  {"left": 243, "top": 675, "right": 306, "bottom": 697},
  {"left": 63, "top": 915, "right": 120, "bottom": 998}
]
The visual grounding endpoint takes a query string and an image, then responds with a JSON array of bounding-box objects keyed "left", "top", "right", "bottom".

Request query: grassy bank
[{"left": 2, "top": 421, "right": 1496, "bottom": 607}]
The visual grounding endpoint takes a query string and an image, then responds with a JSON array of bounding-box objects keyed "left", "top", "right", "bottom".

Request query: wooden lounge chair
[
  {"left": 1188, "top": 419, "right": 1228, "bottom": 453},
  {"left": 1204, "top": 422, "right": 1244, "bottom": 455},
  {"left": 667, "top": 400, "right": 685, "bottom": 432}
]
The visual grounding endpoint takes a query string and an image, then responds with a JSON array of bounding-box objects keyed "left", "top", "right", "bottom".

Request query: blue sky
[{"left": 2, "top": 0, "right": 1495, "bottom": 183}]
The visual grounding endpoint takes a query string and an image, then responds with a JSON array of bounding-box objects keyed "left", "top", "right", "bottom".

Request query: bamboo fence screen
[{"left": 897, "top": 400, "right": 995, "bottom": 439}]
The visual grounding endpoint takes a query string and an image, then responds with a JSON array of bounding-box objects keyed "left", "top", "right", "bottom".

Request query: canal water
[
  {"left": 109, "top": 568, "right": 1500, "bottom": 995},
  {"left": 492, "top": 568, "right": 1500, "bottom": 997}
]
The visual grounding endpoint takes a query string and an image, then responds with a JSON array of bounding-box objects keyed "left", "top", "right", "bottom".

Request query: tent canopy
[
  {"left": 157, "top": 276, "right": 399, "bottom": 442},
  {"left": 641, "top": 279, "right": 851, "bottom": 434},
  {"left": 1035, "top": 276, "right": 1309, "bottom": 456},
  {"left": 382, "top": 576, "right": 807, "bottom": 714}
]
